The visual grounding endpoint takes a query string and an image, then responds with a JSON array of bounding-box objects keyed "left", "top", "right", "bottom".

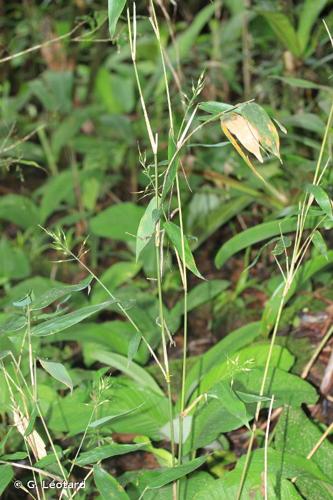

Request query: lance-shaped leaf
[
  {"left": 307, "top": 184, "right": 333, "bottom": 219},
  {"left": 108, "top": 0, "right": 127, "bottom": 38},
  {"left": 136, "top": 196, "right": 159, "bottom": 261},
  {"left": 162, "top": 132, "right": 180, "bottom": 200},
  {"left": 164, "top": 221, "right": 204, "bottom": 279},
  {"left": 31, "top": 300, "right": 117, "bottom": 336},
  {"left": 39, "top": 359, "right": 73, "bottom": 392},
  {"left": 30, "top": 276, "right": 93, "bottom": 310}
]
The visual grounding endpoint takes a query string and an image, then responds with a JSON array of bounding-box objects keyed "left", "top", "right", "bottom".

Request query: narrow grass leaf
[
  {"left": 31, "top": 300, "right": 117, "bottom": 336},
  {"left": 312, "top": 230, "right": 328, "bottom": 259},
  {"left": 162, "top": 132, "right": 180, "bottom": 200},
  {"left": 146, "top": 456, "right": 207, "bottom": 489},
  {"left": 77, "top": 443, "right": 148, "bottom": 466},
  {"left": 136, "top": 196, "right": 158, "bottom": 261},
  {"left": 199, "top": 101, "right": 233, "bottom": 116},
  {"left": 258, "top": 10, "right": 301, "bottom": 57},
  {"left": 108, "top": 0, "right": 127, "bottom": 38},
  {"left": 297, "top": 0, "right": 328, "bottom": 54},
  {"left": 89, "top": 406, "right": 143, "bottom": 429},
  {"left": 31, "top": 276, "right": 93, "bottom": 310},
  {"left": 83, "top": 346, "right": 164, "bottom": 395},
  {"left": 273, "top": 76, "right": 331, "bottom": 92},
  {"left": 215, "top": 217, "right": 318, "bottom": 268},
  {"left": 39, "top": 359, "right": 73, "bottom": 392},
  {"left": 164, "top": 221, "right": 204, "bottom": 279},
  {"left": 307, "top": 184, "right": 333, "bottom": 219}
]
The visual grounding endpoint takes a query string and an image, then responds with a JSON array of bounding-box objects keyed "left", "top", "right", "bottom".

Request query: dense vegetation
[{"left": 1, "top": 0, "right": 333, "bottom": 498}]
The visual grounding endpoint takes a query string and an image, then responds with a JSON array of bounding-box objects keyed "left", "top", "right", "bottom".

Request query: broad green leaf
[
  {"left": 275, "top": 407, "right": 333, "bottom": 480},
  {"left": 262, "top": 251, "right": 333, "bottom": 335},
  {"left": 90, "top": 202, "right": 144, "bottom": 242},
  {"left": 77, "top": 442, "right": 148, "bottom": 466},
  {"left": 31, "top": 300, "right": 117, "bottom": 336},
  {"left": 29, "top": 70, "right": 73, "bottom": 113},
  {"left": 94, "top": 465, "right": 129, "bottom": 499},
  {"left": 239, "top": 447, "right": 331, "bottom": 482},
  {"left": 127, "top": 331, "right": 141, "bottom": 363},
  {"left": 0, "top": 465, "right": 13, "bottom": 495},
  {"left": 48, "top": 400, "right": 94, "bottom": 435},
  {"left": 108, "top": 0, "right": 127, "bottom": 38},
  {"left": 136, "top": 196, "right": 158, "bottom": 261},
  {"left": 0, "top": 195, "right": 40, "bottom": 229},
  {"left": 35, "top": 446, "right": 67, "bottom": 469},
  {"left": 51, "top": 107, "right": 99, "bottom": 161},
  {"left": 184, "top": 322, "right": 261, "bottom": 405},
  {"left": 125, "top": 471, "right": 214, "bottom": 500},
  {"left": 259, "top": 11, "right": 301, "bottom": 57},
  {"left": 40, "top": 170, "right": 75, "bottom": 222},
  {"left": 297, "top": 0, "right": 327, "bottom": 54},
  {"left": 234, "top": 367, "right": 318, "bottom": 407},
  {"left": 164, "top": 221, "right": 204, "bottom": 279},
  {"left": 169, "top": 279, "right": 229, "bottom": 331},
  {"left": 103, "top": 379, "right": 169, "bottom": 440},
  {"left": 12, "top": 293, "right": 33, "bottom": 308},
  {"left": 199, "top": 343, "right": 294, "bottom": 393},
  {"left": 198, "top": 448, "right": 328, "bottom": 499},
  {"left": 95, "top": 67, "right": 134, "bottom": 114},
  {"left": 146, "top": 456, "right": 207, "bottom": 490},
  {"left": 209, "top": 381, "right": 251, "bottom": 429},
  {"left": 184, "top": 381, "right": 256, "bottom": 452},
  {"left": 0, "top": 314, "right": 26, "bottom": 334},
  {"left": 307, "top": 184, "right": 333, "bottom": 219},
  {"left": 91, "top": 262, "right": 141, "bottom": 305},
  {"left": 312, "top": 230, "right": 328, "bottom": 259},
  {"left": 31, "top": 276, "right": 92, "bottom": 310},
  {"left": 0, "top": 452, "right": 28, "bottom": 460},
  {"left": 295, "top": 476, "right": 333, "bottom": 500},
  {"left": 0, "top": 238, "right": 30, "bottom": 281},
  {"left": 82, "top": 345, "right": 164, "bottom": 395},
  {"left": 134, "top": 436, "right": 173, "bottom": 467},
  {"left": 188, "top": 194, "right": 253, "bottom": 251},
  {"left": 39, "top": 359, "right": 73, "bottom": 392},
  {"left": 215, "top": 216, "right": 318, "bottom": 268},
  {"left": 43, "top": 320, "right": 148, "bottom": 365}
]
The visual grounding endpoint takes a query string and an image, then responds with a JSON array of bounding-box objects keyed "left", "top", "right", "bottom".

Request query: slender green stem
[
  {"left": 154, "top": 149, "right": 176, "bottom": 464},
  {"left": 176, "top": 173, "right": 188, "bottom": 464},
  {"left": 128, "top": 5, "right": 175, "bottom": 465},
  {"left": 237, "top": 426, "right": 256, "bottom": 499},
  {"left": 37, "top": 128, "right": 58, "bottom": 176}
]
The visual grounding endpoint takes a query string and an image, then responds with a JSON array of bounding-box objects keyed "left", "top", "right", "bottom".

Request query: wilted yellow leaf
[
  {"left": 222, "top": 113, "right": 264, "bottom": 163},
  {"left": 13, "top": 408, "right": 47, "bottom": 460}
]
